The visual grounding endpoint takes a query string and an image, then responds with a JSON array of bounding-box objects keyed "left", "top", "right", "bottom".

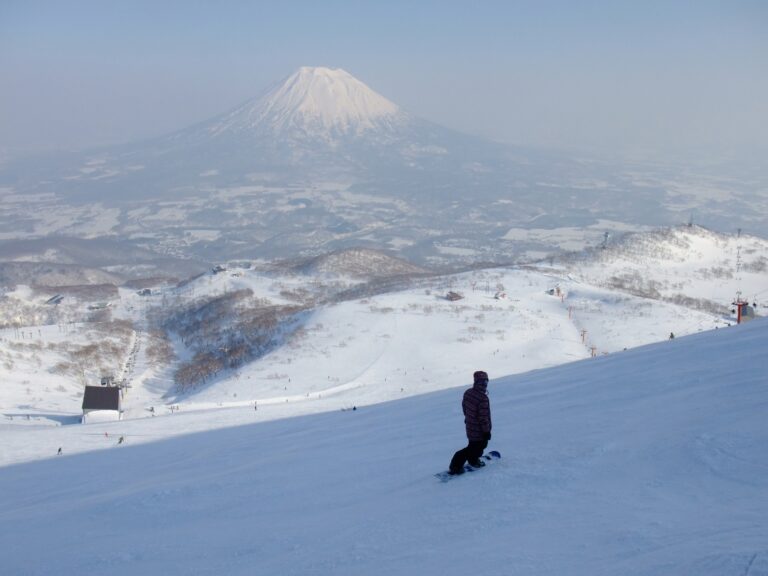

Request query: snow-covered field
[{"left": 1, "top": 225, "right": 767, "bottom": 574}]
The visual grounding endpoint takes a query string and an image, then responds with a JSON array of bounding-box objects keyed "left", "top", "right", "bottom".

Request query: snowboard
[{"left": 435, "top": 450, "right": 501, "bottom": 482}]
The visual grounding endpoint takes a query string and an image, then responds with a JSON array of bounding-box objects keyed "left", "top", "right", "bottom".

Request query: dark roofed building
[{"left": 82, "top": 385, "right": 122, "bottom": 422}]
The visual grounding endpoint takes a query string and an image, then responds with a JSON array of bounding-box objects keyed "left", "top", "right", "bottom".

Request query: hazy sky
[{"left": 1, "top": 0, "right": 766, "bottom": 161}]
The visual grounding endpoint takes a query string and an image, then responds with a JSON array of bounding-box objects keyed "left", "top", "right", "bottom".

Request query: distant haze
[{"left": 1, "top": 1, "right": 766, "bottom": 163}]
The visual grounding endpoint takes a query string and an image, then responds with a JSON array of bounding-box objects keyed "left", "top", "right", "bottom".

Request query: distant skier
[{"left": 448, "top": 370, "right": 492, "bottom": 475}]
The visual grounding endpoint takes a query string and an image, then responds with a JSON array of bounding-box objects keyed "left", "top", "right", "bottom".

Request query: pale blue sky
[{"left": 1, "top": 0, "right": 766, "bottom": 160}]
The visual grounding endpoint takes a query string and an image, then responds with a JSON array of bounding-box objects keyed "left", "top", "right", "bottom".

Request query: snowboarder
[{"left": 448, "top": 370, "right": 492, "bottom": 475}]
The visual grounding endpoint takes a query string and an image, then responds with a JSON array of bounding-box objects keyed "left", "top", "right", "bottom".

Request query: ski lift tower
[
  {"left": 732, "top": 292, "right": 756, "bottom": 324},
  {"left": 731, "top": 232, "right": 756, "bottom": 324}
]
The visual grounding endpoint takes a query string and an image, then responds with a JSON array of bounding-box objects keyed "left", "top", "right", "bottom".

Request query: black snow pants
[{"left": 449, "top": 439, "right": 488, "bottom": 472}]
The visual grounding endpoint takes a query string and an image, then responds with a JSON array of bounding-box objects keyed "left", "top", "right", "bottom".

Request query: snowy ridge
[
  {"left": 208, "top": 66, "right": 407, "bottom": 139},
  {"left": 292, "top": 247, "right": 427, "bottom": 279}
]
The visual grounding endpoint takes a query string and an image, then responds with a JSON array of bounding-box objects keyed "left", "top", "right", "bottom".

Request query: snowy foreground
[{"left": 1, "top": 319, "right": 767, "bottom": 576}]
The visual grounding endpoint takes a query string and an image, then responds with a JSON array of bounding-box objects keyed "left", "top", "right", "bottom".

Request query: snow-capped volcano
[
  {"left": 207, "top": 66, "right": 407, "bottom": 139},
  {"left": 7, "top": 66, "right": 764, "bottom": 270},
  {"left": 33, "top": 64, "right": 506, "bottom": 214}
]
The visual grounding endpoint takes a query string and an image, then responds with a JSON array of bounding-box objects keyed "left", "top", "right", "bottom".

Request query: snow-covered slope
[
  {"left": 1, "top": 318, "right": 766, "bottom": 576},
  {"left": 564, "top": 225, "right": 768, "bottom": 310},
  {"left": 2, "top": 255, "right": 738, "bottom": 453},
  {"left": 208, "top": 66, "right": 406, "bottom": 139},
  {"left": 0, "top": 226, "right": 762, "bottom": 448},
  {"left": 160, "top": 65, "right": 468, "bottom": 156}
]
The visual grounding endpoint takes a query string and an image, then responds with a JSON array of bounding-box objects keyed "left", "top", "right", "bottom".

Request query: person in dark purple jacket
[{"left": 448, "top": 370, "right": 492, "bottom": 475}]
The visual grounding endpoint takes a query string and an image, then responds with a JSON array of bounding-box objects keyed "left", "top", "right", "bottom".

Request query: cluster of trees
[
  {"left": 145, "top": 329, "right": 176, "bottom": 367},
  {"left": 605, "top": 271, "right": 664, "bottom": 300},
  {"left": 0, "top": 296, "right": 58, "bottom": 329},
  {"left": 0, "top": 285, "right": 120, "bottom": 329},
  {"left": 742, "top": 256, "right": 767, "bottom": 273},
  {"left": 50, "top": 320, "right": 134, "bottom": 386},
  {"left": 662, "top": 294, "right": 729, "bottom": 316},
  {"left": 163, "top": 289, "right": 307, "bottom": 392},
  {"left": 603, "top": 272, "right": 729, "bottom": 315}
]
